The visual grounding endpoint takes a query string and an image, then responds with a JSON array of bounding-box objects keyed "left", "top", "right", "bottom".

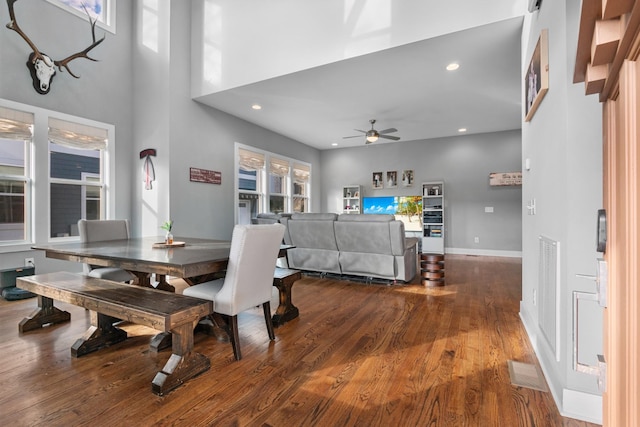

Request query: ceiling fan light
[{"left": 366, "top": 129, "right": 379, "bottom": 142}]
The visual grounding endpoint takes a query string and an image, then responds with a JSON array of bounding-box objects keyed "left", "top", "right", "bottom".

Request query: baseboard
[
  {"left": 445, "top": 247, "right": 522, "bottom": 258},
  {"left": 520, "top": 308, "right": 603, "bottom": 425},
  {"left": 562, "top": 389, "right": 602, "bottom": 425}
]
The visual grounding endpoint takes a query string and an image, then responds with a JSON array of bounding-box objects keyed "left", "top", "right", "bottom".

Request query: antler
[
  {"left": 5, "top": 0, "right": 46, "bottom": 64},
  {"left": 53, "top": 4, "right": 105, "bottom": 78}
]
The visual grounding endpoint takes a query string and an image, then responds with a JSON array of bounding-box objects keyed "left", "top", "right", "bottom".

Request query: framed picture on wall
[
  {"left": 402, "top": 170, "right": 414, "bottom": 187},
  {"left": 386, "top": 171, "right": 398, "bottom": 188},
  {"left": 524, "top": 28, "right": 549, "bottom": 122},
  {"left": 372, "top": 172, "right": 383, "bottom": 189}
]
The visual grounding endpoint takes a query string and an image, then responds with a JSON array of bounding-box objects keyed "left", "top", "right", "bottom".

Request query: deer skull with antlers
[{"left": 5, "top": 0, "right": 105, "bottom": 94}]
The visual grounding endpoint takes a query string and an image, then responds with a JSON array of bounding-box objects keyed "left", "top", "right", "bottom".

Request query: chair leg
[
  {"left": 228, "top": 315, "right": 242, "bottom": 361},
  {"left": 263, "top": 301, "right": 275, "bottom": 341}
]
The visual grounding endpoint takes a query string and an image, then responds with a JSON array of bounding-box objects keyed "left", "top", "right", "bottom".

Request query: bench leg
[
  {"left": 152, "top": 321, "right": 210, "bottom": 395},
  {"left": 272, "top": 275, "right": 300, "bottom": 327},
  {"left": 19, "top": 295, "right": 71, "bottom": 333},
  {"left": 71, "top": 311, "right": 127, "bottom": 358}
]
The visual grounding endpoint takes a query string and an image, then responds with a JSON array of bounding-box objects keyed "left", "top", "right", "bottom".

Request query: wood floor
[{"left": 0, "top": 255, "right": 599, "bottom": 426}]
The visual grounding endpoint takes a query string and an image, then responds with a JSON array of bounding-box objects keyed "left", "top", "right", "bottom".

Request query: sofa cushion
[
  {"left": 337, "top": 214, "right": 394, "bottom": 222},
  {"left": 334, "top": 221, "right": 394, "bottom": 255},
  {"left": 286, "top": 219, "right": 338, "bottom": 251},
  {"left": 291, "top": 213, "right": 338, "bottom": 221}
]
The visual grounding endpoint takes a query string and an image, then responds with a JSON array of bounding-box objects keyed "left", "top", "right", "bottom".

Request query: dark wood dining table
[
  {"left": 33, "top": 236, "right": 232, "bottom": 292},
  {"left": 32, "top": 236, "right": 299, "bottom": 341}
]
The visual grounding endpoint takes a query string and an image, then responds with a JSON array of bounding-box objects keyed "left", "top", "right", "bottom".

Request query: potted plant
[{"left": 161, "top": 220, "right": 174, "bottom": 244}]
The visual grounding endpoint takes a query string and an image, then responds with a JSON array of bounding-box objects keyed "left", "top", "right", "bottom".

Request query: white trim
[
  {"left": 45, "top": 0, "right": 117, "bottom": 34},
  {"left": 520, "top": 308, "right": 602, "bottom": 425},
  {"left": 445, "top": 247, "right": 522, "bottom": 258},
  {"left": 562, "top": 389, "right": 602, "bottom": 424}
]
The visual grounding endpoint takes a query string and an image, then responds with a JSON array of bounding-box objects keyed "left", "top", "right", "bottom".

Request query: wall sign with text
[
  {"left": 190, "top": 167, "right": 221, "bottom": 184},
  {"left": 489, "top": 172, "right": 522, "bottom": 186}
]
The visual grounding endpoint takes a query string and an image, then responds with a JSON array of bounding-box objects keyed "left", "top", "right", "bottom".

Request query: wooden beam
[
  {"left": 602, "top": 0, "right": 635, "bottom": 19},
  {"left": 574, "top": 0, "right": 602, "bottom": 84},
  {"left": 591, "top": 18, "right": 622, "bottom": 65},
  {"left": 585, "top": 63, "right": 609, "bottom": 94}
]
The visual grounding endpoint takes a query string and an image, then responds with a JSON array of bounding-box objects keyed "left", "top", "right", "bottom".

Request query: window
[
  {"left": 0, "top": 98, "right": 115, "bottom": 250},
  {"left": 269, "top": 157, "right": 289, "bottom": 214},
  {"left": 45, "top": 0, "right": 116, "bottom": 33},
  {"left": 0, "top": 107, "right": 32, "bottom": 244},
  {"left": 292, "top": 163, "right": 310, "bottom": 213},
  {"left": 235, "top": 144, "right": 311, "bottom": 223},
  {"left": 49, "top": 117, "right": 107, "bottom": 238}
]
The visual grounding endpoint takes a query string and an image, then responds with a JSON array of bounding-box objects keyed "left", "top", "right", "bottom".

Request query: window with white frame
[
  {"left": 0, "top": 107, "right": 33, "bottom": 244},
  {"left": 45, "top": 0, "right": 116, "bottom": 33},
  {"left": 236, "top": 144, "right": 311, "bottom": 223},
  {"left": 49, "top": 117, "right": 107, "bottom": 238},
  {"left": 292, "top": 163, "right": 310, "bottom": 213}
]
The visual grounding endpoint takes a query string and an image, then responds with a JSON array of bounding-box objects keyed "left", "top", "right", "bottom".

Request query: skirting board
[
  {"left": 445, "top": 247, "right": 522, "bottom": 258},
  {"left": 519, "top": 307, "right": 602, "bottom": 425}
]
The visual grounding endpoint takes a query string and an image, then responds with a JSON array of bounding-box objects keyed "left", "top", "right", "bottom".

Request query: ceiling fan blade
[
  {"left": 379, "top": 134, "right": 401, "bottom": 141},
  {"left": 343, "top": 135, "right": 364, "bottom": 139},
  {"left": 378, "top": 128, "right": 398, "bottom": 134}
]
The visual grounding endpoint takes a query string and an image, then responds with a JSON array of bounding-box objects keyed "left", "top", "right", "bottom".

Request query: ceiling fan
[{"left": 343, "top": 119, "right": 401, "bottom": 144}]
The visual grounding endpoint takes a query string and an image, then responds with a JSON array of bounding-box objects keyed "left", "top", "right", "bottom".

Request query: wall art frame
[{"left": 524, "top": 28, "right": 549, "bottom": 122}]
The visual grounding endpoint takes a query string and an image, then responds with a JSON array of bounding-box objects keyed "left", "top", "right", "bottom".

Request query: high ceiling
[{"left": 195, "top": 17, "right": 523, "bottom": 150}]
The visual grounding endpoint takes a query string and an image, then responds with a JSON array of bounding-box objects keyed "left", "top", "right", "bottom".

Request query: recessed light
[
  {"left": 458, "top": 128, "right": 467, "bottom": 132},
  {"left": 251, "top": 104, "right": 262, "bottom": 110},
  {"left": 331, "top": 142, "right": 338, "bottom": 146},
  {"left": 446, "top": 63, "right": 460, "bottom": 71}
]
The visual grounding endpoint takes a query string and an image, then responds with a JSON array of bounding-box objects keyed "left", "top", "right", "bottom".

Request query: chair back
[
  {"left": 78, "top": 219, "right": 130, "bottom": 243},
  {"left": 77, "top": 219, "right": 131, "bottom": 274},
  {"left": 214, "top": 224, "right": 285, "bottom": 316}
]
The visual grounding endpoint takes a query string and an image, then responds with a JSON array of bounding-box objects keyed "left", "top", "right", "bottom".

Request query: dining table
[
  {"left": 32, "top": 236, "right": 298, "bottom": 349},
  {"left": 33, "top": 236, "right": 232, "bottom": 292}
]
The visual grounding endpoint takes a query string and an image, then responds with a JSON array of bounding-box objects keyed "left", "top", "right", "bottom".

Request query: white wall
[
  {"left": 520, "top": 0, "right": 603, "bottom": 423},
  {"left": 191, "top": 0, "right": 527, "bottom": 97}
]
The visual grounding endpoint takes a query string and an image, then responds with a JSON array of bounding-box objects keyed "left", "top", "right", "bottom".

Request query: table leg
[
  {"left": 19, "top": 295, "right": 71, "bottom": 333},
  {"left": 71, "top": 311, "right": 127, "bottom": 357},
  {"left": 155, "top": 274, "right": 175, "bottom": 292},
  {"left": 272, "top": 271, "right": 301, "bottom": 327},
  {"left": 152, "top": 321, "right": 210, "bottom": 395},
  {"left": 131, "top": 271, "right": 153, "bottom": 288}
]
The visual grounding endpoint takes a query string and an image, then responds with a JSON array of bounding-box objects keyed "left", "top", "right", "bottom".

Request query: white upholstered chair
[
  {"left": 77, "top": 219, "right": 135, "bottom": 282},
  {"left": 183, "top": 223, "right": 285, "bottom": 360}
]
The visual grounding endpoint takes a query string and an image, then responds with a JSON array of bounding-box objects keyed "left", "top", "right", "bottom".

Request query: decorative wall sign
[
  {"left": 524, "top": 29, "right": 549, "bottom": 121},
  {"left": 489, "top": 172, "right": 522, "bottom": 186},
  {"left": 190, "top": 167, "right": 221, "bottom": 184},
  {"left": 140, "top": 148, "right": 156, "bottom": 190}
]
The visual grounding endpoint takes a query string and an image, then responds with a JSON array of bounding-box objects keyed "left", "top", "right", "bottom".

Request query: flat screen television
[{"left": 362, "top": 195, "right": 423, "bottom": 232}]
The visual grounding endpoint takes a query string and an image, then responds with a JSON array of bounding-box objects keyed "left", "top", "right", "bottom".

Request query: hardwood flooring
[{"left": 0, "top": 255, "right": 599, "bottom": 426}]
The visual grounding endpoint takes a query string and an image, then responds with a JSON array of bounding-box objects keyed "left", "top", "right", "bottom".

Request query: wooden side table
[{"left": 420, "top": 253, "right": 445, "bottom": 286}]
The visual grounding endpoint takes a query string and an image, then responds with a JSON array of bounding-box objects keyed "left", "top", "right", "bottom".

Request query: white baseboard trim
[
  {"left": 520, "top": 308, "right": 603, "bottom": 425},
  {"left": 445, "top": 247, "right": 522, "bottom": 258},
  {"left": 562, "top": 389, "right": 602, "bottom": 425}
]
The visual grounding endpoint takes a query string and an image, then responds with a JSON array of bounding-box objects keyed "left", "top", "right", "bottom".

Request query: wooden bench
[
  {"left": 17, "top": 271, "right": 213, "bottom": 396},
  {"left": 272, "top": 268, "right": 301, "bottom": 327}
]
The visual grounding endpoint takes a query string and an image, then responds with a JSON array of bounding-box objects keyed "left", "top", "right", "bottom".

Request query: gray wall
[
  {"left": 520, "top": 1, "right": 603, "bottom": 422},
  {"left": 0, "top": 1, "right": 321, "bottom": 270},
  {"left": 321, "top": 130, "right": 522, "bottom": 255}
]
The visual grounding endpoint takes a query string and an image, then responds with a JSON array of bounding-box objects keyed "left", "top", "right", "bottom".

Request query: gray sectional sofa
[{"left": 279, "top": 213, "right": 418, "bottom": 282}]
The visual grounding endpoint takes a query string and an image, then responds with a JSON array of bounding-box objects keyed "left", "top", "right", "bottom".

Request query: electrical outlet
[
  {"left": 474, "top": 237, "right": 479, "bottom": 243},
  {"left": 533, "top": 289, "right": 537, "bottom": 306},
  {"left": 24, "top": 257, "right": 35, "bottom": 267}
]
